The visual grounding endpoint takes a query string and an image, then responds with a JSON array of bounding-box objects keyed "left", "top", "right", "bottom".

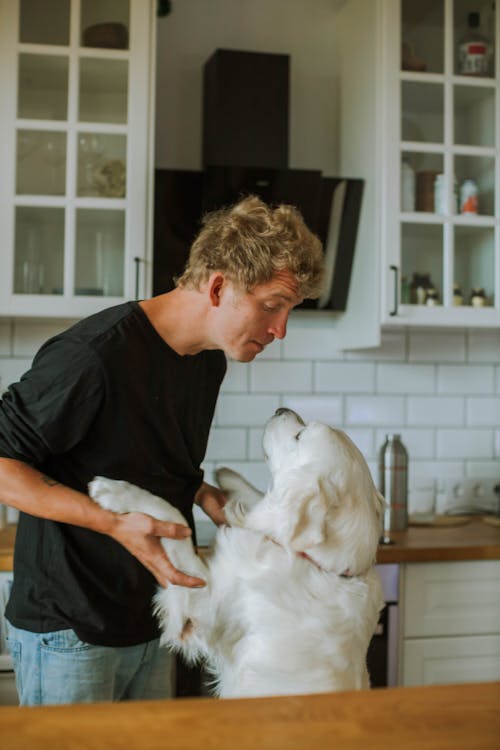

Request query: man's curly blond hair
[{"left": 175, "top": 195, "right": 325, "bottom": 299}]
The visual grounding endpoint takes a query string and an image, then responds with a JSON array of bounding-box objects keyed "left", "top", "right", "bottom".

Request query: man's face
[{"left": 213, "top": 269, "right": 303, "bottom": 362}]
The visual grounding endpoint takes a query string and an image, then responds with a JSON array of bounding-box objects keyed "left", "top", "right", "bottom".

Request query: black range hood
[{"left": 153, "top": 49, "right": 364, "bottom": 311}]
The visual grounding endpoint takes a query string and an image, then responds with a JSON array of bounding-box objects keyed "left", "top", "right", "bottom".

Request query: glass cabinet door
[
  {"left": 398, "top": 0, "right": 497, "bottom": 315},
  {"left": 13, "top": 0, "right": 130, "bottom": 301}
]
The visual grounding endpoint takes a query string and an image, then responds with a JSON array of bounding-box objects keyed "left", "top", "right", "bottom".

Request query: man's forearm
[
  {"left": 0, "top": 456, "right": 205, "bottom": 587},
  {"left": 0, "top": 456, "right": 117, "bottom": 534}
]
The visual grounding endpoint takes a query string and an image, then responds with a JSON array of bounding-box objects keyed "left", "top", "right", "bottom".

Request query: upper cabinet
[
  {"left": 0, "top": 0, "right": 155, "bottom": 318},
  {"left": 337, "top": 0, "right": 499, "bottom": 338}
]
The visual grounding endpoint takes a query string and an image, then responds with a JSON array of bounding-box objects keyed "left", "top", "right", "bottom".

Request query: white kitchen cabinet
[
  {"left": 403, "top": 634, "right": 500, "bottom": 686},
  {"left": 0, "top": 0, "right": 156, "bottom": 318},
  {"left": 337, "top": 0, "right": 500, "bottom": 344},
  {"left": 400, "top": 560, "right": 500, "bottom": 686},
  {"left": 0, "top": 571, "right": 17, "bottom": 706}
]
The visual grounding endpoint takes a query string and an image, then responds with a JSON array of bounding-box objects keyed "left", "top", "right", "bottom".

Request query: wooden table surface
[
  {"left": 2, "top": 518, "right": 500, "bottom": 571},
  {"left": 0, "top": 682, "right": 499, "bottom": 750}
]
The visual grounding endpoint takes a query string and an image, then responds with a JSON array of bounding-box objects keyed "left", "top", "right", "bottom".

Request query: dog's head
[{"left": 245, "top": 408, "right": 385, "bottom": 576}]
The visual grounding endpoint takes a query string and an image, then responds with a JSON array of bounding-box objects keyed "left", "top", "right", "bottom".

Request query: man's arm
[
  {"left": 194, "top": 480, "right": 228, "bottom": 525},
  {"left": 0, "top": 457, "right": 205, "bottom": 588}
]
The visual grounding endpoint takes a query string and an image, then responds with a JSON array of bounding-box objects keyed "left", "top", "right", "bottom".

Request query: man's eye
[{"left": 263, "top": 304, "right": 281, "bottom": 313}]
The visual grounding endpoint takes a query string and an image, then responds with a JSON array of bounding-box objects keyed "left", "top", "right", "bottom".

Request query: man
[{"left": 0, "top": 195, "right": 324, "bottom": 705}]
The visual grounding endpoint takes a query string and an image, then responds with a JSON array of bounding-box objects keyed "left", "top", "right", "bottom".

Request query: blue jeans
[{"left": 6, "top": 623, "right": 175, "bottom": 706}]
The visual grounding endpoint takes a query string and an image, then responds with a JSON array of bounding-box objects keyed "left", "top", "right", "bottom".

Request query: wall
[
  {"left": 203, "top": 325, "right": 500, "bottom": 498},
  {"left": 154, "top": 0, "right": 339, "bottom": 172},
  {"left": 1, "top": 319, "right": 499, "bottom": 529},
  {"left": 1, "top": 1, "right": 499, "bottom": 530}
]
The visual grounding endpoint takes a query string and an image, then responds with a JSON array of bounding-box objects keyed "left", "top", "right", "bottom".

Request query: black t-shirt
[{"left": 0, "top": 302, "right": 226, "bottom": 646}]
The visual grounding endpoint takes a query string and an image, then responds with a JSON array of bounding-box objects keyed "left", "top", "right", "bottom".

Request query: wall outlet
[{"left": 438, "top": 478, "right": 500, "bottom": 515}]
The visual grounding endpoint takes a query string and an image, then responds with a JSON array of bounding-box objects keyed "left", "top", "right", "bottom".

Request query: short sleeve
[{"left": 0, "top": 336, "right": 104, "bottom": 464}]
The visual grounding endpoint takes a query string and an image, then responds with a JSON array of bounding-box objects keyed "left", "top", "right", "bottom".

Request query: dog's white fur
[{"left": 89, "top": 408, "right": 385, "bottom": 698}]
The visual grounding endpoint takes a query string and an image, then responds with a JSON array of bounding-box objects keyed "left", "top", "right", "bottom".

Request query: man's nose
[{"left": 268, "top": 311, "right": 289, "bottom": 339}]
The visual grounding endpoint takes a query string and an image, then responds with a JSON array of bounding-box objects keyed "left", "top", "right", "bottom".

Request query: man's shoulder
[{"left": 63, "top": 302, "right": 138, "bottom": 343}]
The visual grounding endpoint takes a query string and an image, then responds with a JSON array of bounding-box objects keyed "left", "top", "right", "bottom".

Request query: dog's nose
[
  {"left": 274, "top": 408, "right": 290, "bottom": 417},
  {"left": 274, "top": 408, "right": 305, "bottom": 425}
]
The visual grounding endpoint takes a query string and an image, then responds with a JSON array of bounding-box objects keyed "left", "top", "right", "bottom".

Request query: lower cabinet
[
  {"left": 403, "top": 634, "right": 500, "bottom": 687},
  {"left": 400, "top": 561, "right": 500, "bottom": 687}
]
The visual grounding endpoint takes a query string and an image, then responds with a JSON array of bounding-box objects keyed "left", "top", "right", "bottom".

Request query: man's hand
[
  {"left": 194, "top": 481, "right": 228, "bottom": 526},
  {"left": 109, "top": 511, "right": 206, "bottom": 589}
]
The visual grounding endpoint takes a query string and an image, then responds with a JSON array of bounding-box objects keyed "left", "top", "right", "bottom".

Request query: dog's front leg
[
  {"left": 89, "top": 476, "right": 211, "bottom": 661},
  {"left": 88, "top": 476, "right": 207, "bottom": 583}
]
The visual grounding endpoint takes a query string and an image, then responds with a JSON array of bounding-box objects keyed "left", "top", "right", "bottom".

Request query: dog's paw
[
  {"left": 88, "top": 476, "right": 129, "bottom": 514},
  {"left": 216, "top": 467, "right": 263, "bottom": 506},
  {"left": 223, "top": 499, "right": 248, "bottom": 527},
  {"left": 215, "top": 467, "right": 245, "bottom": 495}
]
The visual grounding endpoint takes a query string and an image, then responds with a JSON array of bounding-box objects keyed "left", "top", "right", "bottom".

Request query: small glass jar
[
  {"left": 425, "top": 287, "right": 439, "bottom": 306},
  {"left": 453, "top": 283, "right": 464, "bottom": 306},
  {"left": 434, "top": 174, "right": 459, "bottom": 214},
  {"left": 460, "top": 179, "right": 479, "bottom": 214},
  {"left": 470, "top": 287, "right": 486, "bottom": 307}
]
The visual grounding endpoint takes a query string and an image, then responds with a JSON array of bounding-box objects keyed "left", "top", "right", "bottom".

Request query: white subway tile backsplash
[
  {"left": 437, "top": 365, "right": 494, "bottom": 394},
  {"left": 258, "top": 338, "right": 283, "bottom": 360},
  {"left": 375, "top": 428, "right": 435, "bottom": 460},
  {"left": 407, "top": 396, "right": 464, "bottom": 425},
  {"left": 376, "top": 363, "right": 435, "bottom": 393},
  {"left": 215, "top": 394, "right": 279, "bottom": 427},
  {"left": 248, "top": 427, "right": 265, "bottom": 460},
  {"left": 13, "top": 319, "right": 75, "bottom": 356},
  {"left": 315, "top": 362, "right": 375, "bottom": 393},
  {"left": 468, "top": 330, "right": 500, "bottom": 362},
  {"left": 465, "top": 462, "right": 500, "bottom": 479},
  {"left": 346, "top": 331, "right": 406, "bottom": 361},
  {"left": 0, "top": 322, "right": 10, "bottom": 355},
  {"left": 220, "top": 361, "right": 249, "bottom": 392},
  {"left": 2, "top": 316, "right": 500, "bottom": 483},
  {"left": 342, "top": 428, "right": 374, "bottom": 459},
  {"left": 205, "top": 428, "right": 247, "bottom": 461},
  {"left": 466, "top": 397, "right": 500, "bottom": 426},
  {"left": 410, "top": 460, "right": 465, "bottom": 480},
  {"left": 284, "top": 316, "right": 344, "bottom": 360},
  {"left": 283, "top": 395, "right": 342, "bottom": 425},
  {"left": 0, "top": 358, "right": 33, "bottom": 393},
  {"left": 366, "top": 459, "right": 377, "bottom": 485},
  {"left": 436, "top": 429, "right": 493, "bottom": 459},
  {"left": 345, "top": 395, "right": 405, "bottom": 426},
  {"left": 409, "top": 331, "right": 466, "bottom": 362},
  {"left": 250, "top": 360, "right": 312, "bottom": 392}
]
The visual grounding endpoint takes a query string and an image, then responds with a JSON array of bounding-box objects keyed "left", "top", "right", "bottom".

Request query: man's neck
[{"left": 139, "top": 287, "right": 213, "bottom": 356}]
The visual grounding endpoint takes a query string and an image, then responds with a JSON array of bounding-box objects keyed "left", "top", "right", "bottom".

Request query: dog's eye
[{"left": 294, "top": 429, "right": 304, "bottom": 441}]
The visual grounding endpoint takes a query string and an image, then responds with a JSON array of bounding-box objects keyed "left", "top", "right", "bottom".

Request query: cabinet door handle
[
  {"left": 390, "top": 265, "right": 399, "bottom": 316},
  {"left": 134, "top": 256, "right": 145, "bottom": 299}
]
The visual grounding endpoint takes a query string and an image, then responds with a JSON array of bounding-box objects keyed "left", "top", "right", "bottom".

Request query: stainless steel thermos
[{"left": 378, "top": 434, "right": 408, "bottom": 542}]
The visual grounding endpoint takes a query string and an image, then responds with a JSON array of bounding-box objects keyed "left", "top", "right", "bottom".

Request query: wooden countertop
[
  {"left": 0, "top": 525, "right": 16, "bottom": 572},
  {"left": 1, "top": 519, "right": 500, "bottom": 571},
  {"left": 376, "top": 517, "right": 500, "bottom": 563},
  {"left": 0, "top": 682, "right": 499, "bottom": 749}
]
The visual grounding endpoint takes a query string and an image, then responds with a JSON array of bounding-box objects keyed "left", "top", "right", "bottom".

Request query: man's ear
[{"left": 207, "top": 273, "right": 225, "bottom": 307}]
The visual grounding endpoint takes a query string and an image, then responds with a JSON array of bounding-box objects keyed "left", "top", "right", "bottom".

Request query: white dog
[{"left": 89, "top": 408, "right": 385, "bottom": 698}]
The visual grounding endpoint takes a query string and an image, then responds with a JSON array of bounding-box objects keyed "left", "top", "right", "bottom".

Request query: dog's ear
[{"left": 278, "top": 475, "right": 337, "bottom": 550}]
